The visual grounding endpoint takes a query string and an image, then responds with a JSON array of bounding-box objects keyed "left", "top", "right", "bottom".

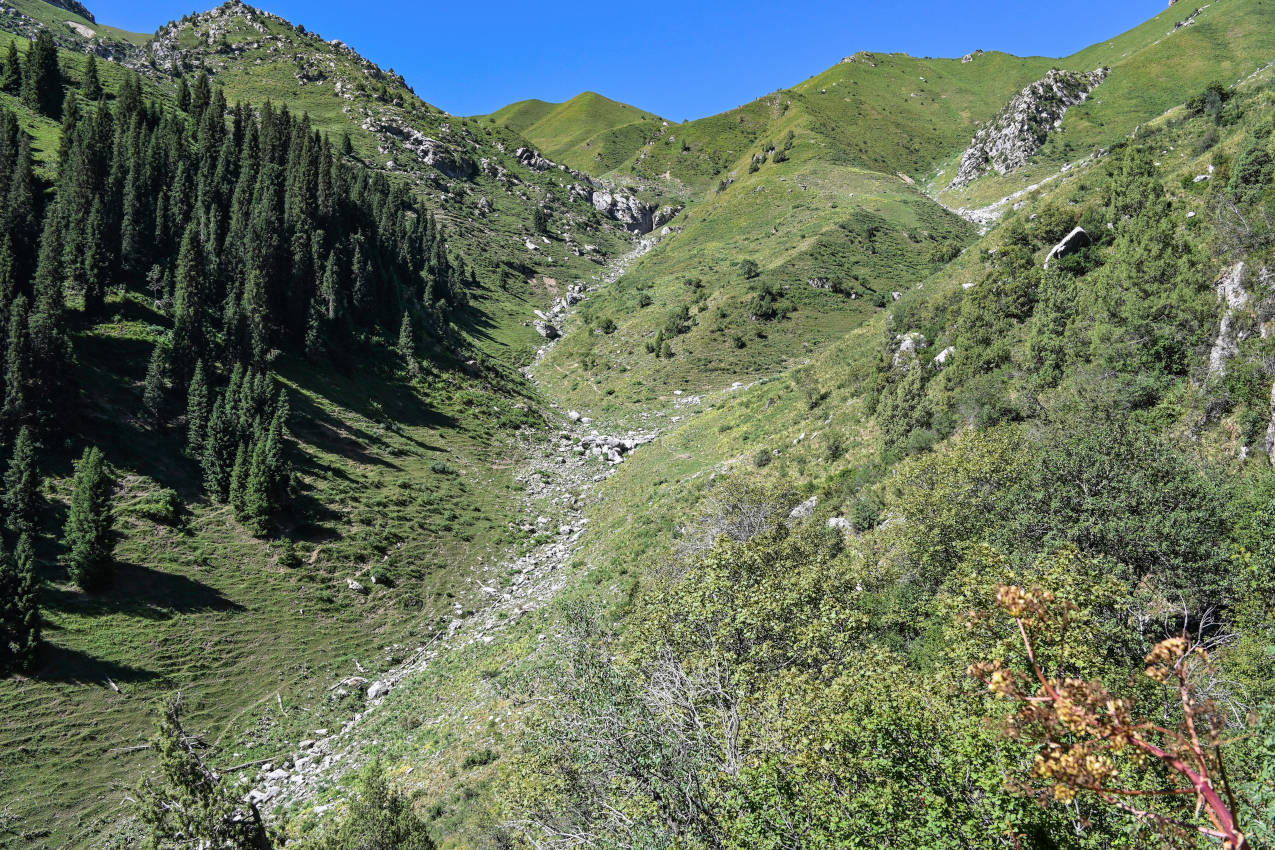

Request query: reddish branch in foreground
[{"left": 969, "top": 585, "right": 1248, "bottom": 850}]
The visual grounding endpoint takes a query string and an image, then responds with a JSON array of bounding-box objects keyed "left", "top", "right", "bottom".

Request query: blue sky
[{"left": 88, "top": 0, "right": 1164, "bottom": 119}]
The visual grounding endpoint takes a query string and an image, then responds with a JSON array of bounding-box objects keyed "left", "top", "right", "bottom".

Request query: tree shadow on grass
[
  {"left": 33, "top": 642, "right": 159, "bottom": 685},
  {"left": 41, "top": 560, "right": 243, "bottom": 621}
]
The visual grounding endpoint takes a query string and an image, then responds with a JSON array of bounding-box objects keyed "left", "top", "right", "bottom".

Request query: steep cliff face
[{"left": 950, "top": 68, "right": 1108, "bottom": 187}]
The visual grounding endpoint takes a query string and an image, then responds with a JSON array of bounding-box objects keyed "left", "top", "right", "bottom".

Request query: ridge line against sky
[{"left": 87, "top": 0, "right": 1167, "bottom": 120}]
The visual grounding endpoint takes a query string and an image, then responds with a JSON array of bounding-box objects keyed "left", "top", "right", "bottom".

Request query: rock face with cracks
[{"left": 951, "top": 69, "right": 1108, "bottom": 188}]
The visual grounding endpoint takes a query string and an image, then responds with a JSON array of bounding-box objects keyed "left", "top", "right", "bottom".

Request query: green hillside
[
  {"left": 485, "top": 97, "right": 556, "bottom": 133},
  {"left": 484, "top": 91, "right": 665, "bottom": 174},
  {"left": 1, "top": 0, "right": 1275, "bottom": 849}
]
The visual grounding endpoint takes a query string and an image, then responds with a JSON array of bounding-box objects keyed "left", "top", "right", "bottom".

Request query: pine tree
[
  {"left": 21, "top": 31, "right": 62, "bottom": 119},
  {"left": 171, "top": 223, "right": 207, "bottom": 379},
  {"left": 58, "top": 90, "right": 80, "bottom": 168},
  {"left": 304, "top": 294, "right": 326, "bottom": 362},
  {"left": 229, "top": 439, "right": 249, "bottom": 518},
  {"left": 241, "top": 436, "right": 271, "bottom": 535},
  {"left": 397, "top": 311, "right": 419, "bottom": 377},
  {"left": 0, "top": 42, "right": 21, "bottom": 95},
  {"left": 317, "top": 759, "right": 435, "bottom": 850},
  {"left": 142, "top": 340, "right": 171, "bottom": 428},
  {"left": 63, "top": 446, "right": 114, "bottom": 591},
  {"left": 242, "top": 269, "right": 269, "bottom": 364},
  {"left": 5, "top": 135, "right": 38, "bottom": 286},
  {"left": 1, "top": 295, "right": 28, "bottom": 429},
  {"left": 81, "top": 199, "right": 109, "bottom": 315},
  {"left": 175, "top": 77, "right": 190, "bottom": 112},
  {"left": 136, "top": 695, "right": 275, "bottom": 849},
  {"left": 185, "top": 361, "right": 209, "bottom": 458},
  {"left": 0, "top": 534, "right": 40, "bottom": 675},
  {"left": 4, "top": 426, "right": 39, "bottom": 534},
  {"left": 201, "top": 397, "right": 233, "bottom": 500},
  {"left": 81, "top": 54, "right": 101, "bottom": 100}
]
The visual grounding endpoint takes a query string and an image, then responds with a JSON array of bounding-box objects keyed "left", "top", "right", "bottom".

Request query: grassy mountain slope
[
  {"left": 1, "top": 0, "right": 1274, "bottom": 846},
  {"left": 491, "top": 56, "right": 1275, "bottom": 849},
  {"left": 485, "top": 97, "right": 556, "bottom": 132},
  {"left": 0, "top": 14, "right": 589, "bottom": 848},
  {"left": 3, "top": 0, "right": 148, "bottom": 48},
  {"left": 483, "top": 92, "right": 663, "bottom": 174},
  {"left": 937, "top": 0, "right": 1275, "bottom": 206}
]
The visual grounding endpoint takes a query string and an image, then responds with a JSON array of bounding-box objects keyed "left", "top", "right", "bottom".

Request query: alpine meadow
[{"left": 0, "top": 0, "right": 1274, "bottom": 847}]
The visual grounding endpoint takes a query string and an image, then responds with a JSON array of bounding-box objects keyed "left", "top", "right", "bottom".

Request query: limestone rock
[
  {"left": 789, "top": 496, "right": 818, "bottom": 520},
  {"left": 1043, "top": 227, "right": 1092, "bottom": 268},
  {"left": 367, "top": 680, "right": 390, "bottom": 700},
  {"left": 892, "top": 332, "right": 928, "bottom": 369},
  {"left": 1208, "top": 262, "right": 1251, "bottom": 377},
  {"left": 951, "top": 69, "right": 1108, "bottom": 188}
]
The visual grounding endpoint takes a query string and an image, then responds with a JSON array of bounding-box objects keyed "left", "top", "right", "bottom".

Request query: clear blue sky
[{"left": 86, "top": 0, "right": 1164, "bottom": 119}]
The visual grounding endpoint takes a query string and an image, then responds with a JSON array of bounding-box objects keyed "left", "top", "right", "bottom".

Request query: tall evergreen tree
[
  {"left": 201, "top": 397, "right": 233, "bottom": 500},
  {"left": 398, "top": 311, "right": 419, "bottom": 377},
  {"left": 185, "top": 360, "right": 209, "bottom": 458},
  {"left": 63, "top": 446, "right": 114, "bottom": 591},
  {"left": 3, "top": 426, "right": 38, "bottom": 534},
  {"left": 20, "top": 31, "right": 62, "bottom": 119},
  {"left": 2, "top": 296, "right": 29, "bottom": 429},
  {"left": 172, "top": 223, "right": 208, "bottom": 378},
  {"left": 4, "top": 135, "right": 38, "bottom": 287},
  {"left": 229, "top": 439, "right": 249, "bottom": 518},
  {"left": 81, "top": 54, "right": 102, "bottom": 100},
  {"left": 0, "top": 41, "right": 21, "bottom": 95},
  {"left": 0, "top": 534, "right": 39, "bottom": 675},
  {"left": 136, "top": 695, "right": 275, "bottom": 849},
  {"left": 142, "top": 340, "right": 171, "bottom": 428},
  {"left": 81, "top": 199, "right": 109, "bottom": 315}
]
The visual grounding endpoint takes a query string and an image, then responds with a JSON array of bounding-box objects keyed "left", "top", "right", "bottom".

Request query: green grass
[
  {"left": 0, "top": 289, "right": 551, "bottom": 848},
  {"left": 5, "top": 0, "right": 149, "bottom": 47},
  {"left": 482, "top": 91, "right": 665, "bottom": 174}
]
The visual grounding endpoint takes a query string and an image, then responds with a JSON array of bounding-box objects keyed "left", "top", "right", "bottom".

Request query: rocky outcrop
[
  {"left": 1043, "top": 226, "right": 1092, "bottom": 268},
  {"left": 892, "top": 331, "right": 928, "bottom": 369},
  {"left": 1207, "top": 262, "right": 1251, "bottom": 377},
  {"left": 515, "top": 147, "right": 555, "bottom": 172},
  {"left": 589, "top": 190, "right": 678, "bottom": 234},
  {"left": 950, "top": 69, "right": 1108, "bottom": 188},
  {"left": 366, "top": 116, "right": 477, "bottom": 179},
  {"left": 47, "top": 0, "right": 95, "bottom": 21}
]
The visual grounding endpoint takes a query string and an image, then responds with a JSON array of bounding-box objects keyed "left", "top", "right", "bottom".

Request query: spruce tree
[
  {"left": 4, "top": 426, "right": 39, "bottom": 534},
  {"left": 2, "top": 296, "right": 30, "bottom": 429},
  {"left": 5, "top": 136, "right": 38, "bottom": 286},
  {"left": 0, "top": 42, "right": 20, "bottom": 95},
  {"left": 397, "top": 311, "right": 419, "bottom": 377},
  {"left": 21, "top": 31, "right": 62, "bottom": 119},
  {"left": 81, "top": 54, "right": 101, "bottom": 100},
  {"left": 241, "top": 436, "right": 270, "bottom": 536},
  {"left": 142, "top": 340, "right": 170, "bottom": 428},
  {"left": 304, "top": 294, "right": 326, "bottom": 362},
  {"left": 171, "top": 223, "right": 207, "bottom": 379},
  {"left": 201, "top": 397, "right": 233, "bottom": 500},
  {"left": 82, "top": 199, "right": 109, "bottom": 315},
  {"left": 63, "top": 446, "right": 114, "bottom": 591},
  {"left": 176, "top": 77, "right": 190, "bottom": 112},
  {"left": 136, "top": 695, "right": 275, "bottom": 849},
  {"left": 58, "top": 90, "right": 80, "bottom": 168},
  {"left": 0, "top": 534, "right": 40, "bottom": 675},
  {"left": 229, "top": 440, "right": 249, "bottom": 518},
  {"left": 185, "top": 361, "right": 209, "bottom": 458}
]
